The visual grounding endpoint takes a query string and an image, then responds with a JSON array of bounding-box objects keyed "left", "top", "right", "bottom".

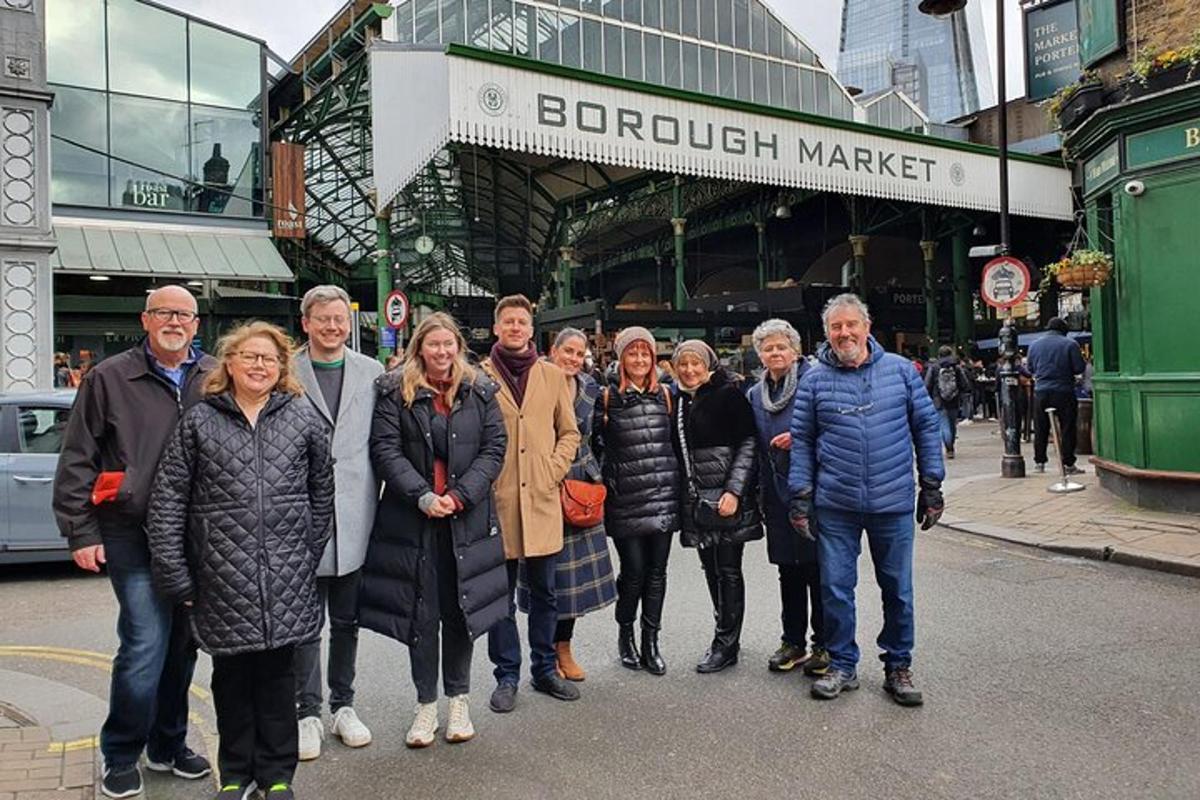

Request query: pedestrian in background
[
  {"left": 517, "top": 328, "right": 617, "bottom": 682},
  {"left": 1027, "top": 317, "right": 1086, "bottom": 474},
  {"left": 594, "top": 327, "right": 680, "bottom": 675},
  {"left": 746, "top": 320, "right": 828, "bottom": 676},
  {"left": 789, "top": 294, "right": 944, "bottom": 707},
  {"left": 480, "top": 295, "right": 582, "bottom": 712},
  {"left": 924, "top": 345, "right": 972, "bottom": 459},
  {"left": 53, "top": 285, "right": 214, "bottom": 799},
  {"left": 147, "top": 321, "right": 334, "bottom": 800},
  {"left": 292, "top": 286, "right": 383, "bottom": 760},
  {"left": 671, "top": 340, "right": 761, "bottom": 673}
]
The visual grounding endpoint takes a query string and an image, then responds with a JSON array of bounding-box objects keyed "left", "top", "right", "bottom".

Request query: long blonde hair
[
  {"left": 401, "top": 312, "right": 476, "bottom": 407},
  {"left": 204, "top": 321, "right": 304, "bottom": 397}
]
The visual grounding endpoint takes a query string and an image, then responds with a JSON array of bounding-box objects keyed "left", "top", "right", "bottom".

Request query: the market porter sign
[
  {"left": 1024, "top": 0, "right": 1081, "bottom": 102},
  {"left": 370, "top": 47, "right": 1073, "bottom": 222}
]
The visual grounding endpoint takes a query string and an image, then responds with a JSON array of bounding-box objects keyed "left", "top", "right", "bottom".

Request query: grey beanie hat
[
  {"left": 672, "top": 339, "right": 718, "bottom": 369},
  {"left": 613, "top": 326, "right": 656, "bottom": 359}
]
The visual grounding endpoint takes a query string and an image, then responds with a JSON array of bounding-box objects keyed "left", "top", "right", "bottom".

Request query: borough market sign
[{"left": 371, "top": 45, "right": 1073, "bottom": 222}]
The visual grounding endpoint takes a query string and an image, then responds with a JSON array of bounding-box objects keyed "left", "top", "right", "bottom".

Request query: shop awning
[
  {"left": 372, "top": 45, "right": 1074, "bottom": 222},
  {"left": 50, "top": 219, "right": 294, "bottom": 281}
]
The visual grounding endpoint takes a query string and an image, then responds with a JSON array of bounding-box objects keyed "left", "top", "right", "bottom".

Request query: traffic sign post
[
  {"left": 981, "top": 256, "right": 1031, "bottom": 479},
  {"left": 980, "top": 256, "right": 1032, "bottom": 311},
  {"left": 384, "top": 289, "right": 410, "bottom": 329}
]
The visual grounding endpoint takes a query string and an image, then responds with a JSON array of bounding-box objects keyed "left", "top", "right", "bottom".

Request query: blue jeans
[
  {"left": 102, "top": 563, "right": 197, "bottom": 770},
  {"left": 488, "top": 555, "right": 558, "bottom": 683},
  {"left": 939, "top": 407, "right": 959, "bottom": 450},
  {"left": 815, "top": 508, "right": 915, "bottom": 675}
]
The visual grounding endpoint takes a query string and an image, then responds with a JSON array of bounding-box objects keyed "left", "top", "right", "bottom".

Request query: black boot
[
  {"left": 696, "top": 556, "right": 744, "bottom": 674},
  {"left": 640, "top": 626, "right": 666, "bottom": 675},
  {"left": 617, "top": 623, "right": 641, "bottom": 670}
]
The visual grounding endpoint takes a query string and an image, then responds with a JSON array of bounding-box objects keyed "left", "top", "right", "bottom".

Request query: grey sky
[{"left": 155, "top": 0, "right": 1029, "bottom": 100}]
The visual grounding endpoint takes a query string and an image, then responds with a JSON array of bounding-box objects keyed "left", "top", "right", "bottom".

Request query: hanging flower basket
[{"left": 1051, "top": 250, "right": 1114, "bottom": 290}]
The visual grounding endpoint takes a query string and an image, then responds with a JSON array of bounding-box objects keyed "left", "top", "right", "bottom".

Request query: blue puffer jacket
[{"left": 788, "top": 337, "right": 943, "bottom": 514}]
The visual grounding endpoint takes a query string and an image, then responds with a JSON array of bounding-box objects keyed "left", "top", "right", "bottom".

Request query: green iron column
[
  {"left": 558, "top": 246, "right": 575, "bottom": 308},
  {"left": 672, "top": 175, "right": 687, "bottom": 311},
  {"left": 952, "top": 228, "right": 972, "bottom": 352},
  {"left": 375, "top": 203, "right": 393, "bottom": 363},
  {"left": 848, "top": 235, "right": 869, "bottom": 296},
  {"left": 920, "top": 239, "right": 938, "bottom": 346},
  {"left": 755, "top": 221, "right": 767, "bottom": 289}
]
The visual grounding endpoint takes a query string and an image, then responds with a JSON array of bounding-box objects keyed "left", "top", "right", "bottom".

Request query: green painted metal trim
[
  {"left": 1125, "top": 116, "right": 1200, "bottom": 171},
  {"left": 1064, "top": 81, "right": 1200, "bottom": 160},
  {"left": 442, "top": 44, "right": 1063, "bottom": 169}
]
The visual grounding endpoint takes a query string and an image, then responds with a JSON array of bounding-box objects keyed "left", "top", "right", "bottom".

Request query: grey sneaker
[
  {"left": 1064, "top": 465, "right": 1085, "bottom": 475},
  {"left": 884, "top": 667, "right": 925, "bottom": 706},
  {"left": 101, "top": 765, "right": 143, "bottom": 799},
  {"left": 146, "top": 746, "right": 211, "bottom": 779},
  {"left": 489, "top": 681, "right": 518, "bottom": 713},
  {"left": 531, "top": 672, "right": 581, "bottom": 701},
  {"left": 811, "top": 669, "right": 860, "bottom": 699}
]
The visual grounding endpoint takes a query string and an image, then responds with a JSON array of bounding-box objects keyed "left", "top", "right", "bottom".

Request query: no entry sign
[
  {"left": 980, "top": 256, "right": 1032, "bottom": 310},
  {"left": 384, "top": 289, "right": 410, "bottom": 329}
]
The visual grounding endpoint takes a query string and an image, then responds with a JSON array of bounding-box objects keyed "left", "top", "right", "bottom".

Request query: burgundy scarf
[{"left": 490, "top": 342, "right": 538, "bottom": 407}]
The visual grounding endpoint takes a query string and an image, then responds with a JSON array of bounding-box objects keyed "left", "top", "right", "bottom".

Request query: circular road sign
[
  {"left": 384, "top": 289, "right": 410, "bottom": 329},
  {"left": 980, "top": 256, "right": 1031, "bottom": 310}
]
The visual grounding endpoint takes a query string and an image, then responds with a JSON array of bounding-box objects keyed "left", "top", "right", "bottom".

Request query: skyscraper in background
[{"left": 838, "top": 0, "right": 994, "bottom": 123}]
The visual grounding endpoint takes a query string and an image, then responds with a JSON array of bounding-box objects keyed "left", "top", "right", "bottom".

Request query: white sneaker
[
  {"left": 331, "top": 706, "right": 372, "bottom": 748},
  {"left": 445, "top": 695, "right": 475, "bottom": 743},
  {"left": 297, "top": 715, "right": 325, "bottom": 761},
  {"left": 405, "top": 702, "right": 439, "bottom": 748}
]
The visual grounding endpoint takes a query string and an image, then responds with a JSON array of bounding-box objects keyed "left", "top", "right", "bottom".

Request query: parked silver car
[{"left": 0, "top": 391, "right": 75, "bottom": 564}]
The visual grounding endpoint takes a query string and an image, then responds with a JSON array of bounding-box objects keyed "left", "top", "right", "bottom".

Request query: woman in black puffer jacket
[
  {"left": 147, "top": 322, "right": 334, "bottom": 798},
  {"left": 593, "top": 327, "right": 680, "bottom": 675},
  {"left": 670, "top": 340, "right": 761, "bottom": 674}
]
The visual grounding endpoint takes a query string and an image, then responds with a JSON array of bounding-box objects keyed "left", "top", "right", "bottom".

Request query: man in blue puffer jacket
[{"left": 788, "top": 294, "right": 944, "bottom": 706}]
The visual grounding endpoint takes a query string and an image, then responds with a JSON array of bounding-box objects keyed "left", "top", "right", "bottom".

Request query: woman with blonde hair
[
  {"left": 147, "top": 321, "right": 334, "bottom": 800},
  {"left": 358, "top": 312, "right": 508, "bottom": 748}
]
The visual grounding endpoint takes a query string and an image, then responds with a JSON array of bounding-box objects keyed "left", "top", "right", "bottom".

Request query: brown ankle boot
[{"left": 555, "top": 641, "right": 586, "bottom": 682}]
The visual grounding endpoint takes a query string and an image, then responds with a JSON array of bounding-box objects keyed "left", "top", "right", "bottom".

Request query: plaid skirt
[{"left": 517, "top": 523, "right": 617, "bottom": 619}]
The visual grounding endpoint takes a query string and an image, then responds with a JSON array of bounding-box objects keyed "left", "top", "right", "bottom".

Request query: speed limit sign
[{"left": 384, "top": 290, "right": 410, "bottom": 329}]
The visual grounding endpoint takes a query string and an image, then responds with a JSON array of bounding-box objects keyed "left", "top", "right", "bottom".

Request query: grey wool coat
[{"left": 294, "top": 346, "right": 385, "bottom": 577}]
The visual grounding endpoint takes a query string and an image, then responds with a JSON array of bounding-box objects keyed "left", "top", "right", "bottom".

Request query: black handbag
[{"left": 677, "top": 397, "right": 742, "bottom": 531}]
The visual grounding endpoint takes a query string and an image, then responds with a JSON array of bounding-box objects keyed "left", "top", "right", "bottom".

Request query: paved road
[{"left": 3, "top": 499, "right": 1199, "bottom": 799}]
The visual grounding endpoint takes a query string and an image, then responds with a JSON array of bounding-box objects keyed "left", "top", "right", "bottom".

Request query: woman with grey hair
[{"left": 745, "top": 319, "right": 829, "bottom": 676}]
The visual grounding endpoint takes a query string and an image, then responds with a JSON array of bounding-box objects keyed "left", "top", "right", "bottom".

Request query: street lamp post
[{"left": 919, "top": 0, "right": 1025, "bottom": 477}]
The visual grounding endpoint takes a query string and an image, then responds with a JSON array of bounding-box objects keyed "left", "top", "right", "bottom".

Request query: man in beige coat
[{"left": 481, "top": 295, "right": 580, "bottom": 712}]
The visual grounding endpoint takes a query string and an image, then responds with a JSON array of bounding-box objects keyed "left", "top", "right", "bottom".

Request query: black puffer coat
[
  {"left": 358, "top": 373, "right": 509, "bottom": 645},
  {"left": 147, "top": 392, "right": 334, "bottom": 657},
  {"left": 593, "top": 380, "right": 680, "bottom": 539},
  {"left": 673, "top": 369, "right": 762, "bottom": 548}
]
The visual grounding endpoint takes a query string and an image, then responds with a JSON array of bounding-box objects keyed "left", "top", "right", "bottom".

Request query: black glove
[
  {"left": 789, "top": 492, "right": 814, "bottom": 541},
  {"left": 916, "top": 476, "right": 944, "bottom": 531}
]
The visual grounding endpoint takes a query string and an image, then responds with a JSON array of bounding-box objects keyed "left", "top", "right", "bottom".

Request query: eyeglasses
[
  {"left": 146, "top": 308, "right": 198, "bottom": 323},
  {"left": 308, "top": 314, "right": 349, "bottom": 326},
  {"left": 233, "top": 352, "right": 281, "bottom": 367}
]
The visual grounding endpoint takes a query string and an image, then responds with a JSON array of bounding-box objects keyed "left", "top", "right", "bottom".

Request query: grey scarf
[{"left": 759, "top": 364, "right": 798, "bottom": 415}]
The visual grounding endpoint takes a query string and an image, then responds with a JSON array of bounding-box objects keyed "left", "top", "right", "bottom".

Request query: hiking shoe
[
  {"left": 147, "top": 746, "right": 211, "bottom": 779},
  {"left": 215, "top": 782, "right": 257, "bottom": 800},
  {"left": 802, "top": 647, "right": 831, "bottom": 676},
  {"left": 531, "top": 673, "right": 581, "bottom": 701},
  {"left": 405, "top": 702, "right": 439, "bottom": 748},
  {"left": 331, "top": 706, "right": 372, "bottom": 748},
  {"left": 767, "top": 641, "right": 808, "bottom": 672},
  {"left": 489, "top": 681, "right": 518, "bottom": 713},
  {"left": 445, "top": 695, "right": 475, "bottom": 743},
  {"left": 265, "top": 783, "right": 295, "bottom": 800},
  {"left": 884, "top": 667, "right": 925, "bottom": 706},
  {"left": 102, "top": 765, "right": 143, "bottom": 799},
  {"left": 811, "top": 669, "right": 859, "bottom": 700},
  {"left": 297, "top": 715, "right": 324, "bottom": 761}
]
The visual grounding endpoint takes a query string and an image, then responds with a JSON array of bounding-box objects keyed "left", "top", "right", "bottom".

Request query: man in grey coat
[{"left": 292, "top": 286, "right": 384, "bottom": 760}]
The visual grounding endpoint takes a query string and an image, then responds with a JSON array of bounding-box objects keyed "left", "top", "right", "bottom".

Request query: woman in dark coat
[
  {"left": 745, "top": 319, "right": 828, "bottom": 676},
  {"left": 593, "top": 326, "right": 680, "bottom": 675},
  {"left": 147, "top": 321, "right": 334, "bottom": 800},
  {"left": 358, "top": 312, "right": 508, "bottom": 749},
  {"left": 516, "top": 328, "right": 616, "bottom": 681},
  {"left": 670, "top": 340, "right": 762, "bottom": 673}
]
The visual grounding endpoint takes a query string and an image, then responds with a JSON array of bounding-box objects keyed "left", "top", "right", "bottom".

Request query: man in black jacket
[
  {"left": 1027, "top": 317, "right": 1086, "bottom": 473},
  {"left": 52, "top": 285, "right": 215, "bottom": 799},
  {"left": 924, "top": 346, "right": 973, "bottom": 459}
]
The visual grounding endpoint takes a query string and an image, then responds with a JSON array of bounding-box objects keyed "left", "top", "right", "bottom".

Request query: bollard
[{"left": 1045, "top": 406, "right": 1085, "bottom": 494}]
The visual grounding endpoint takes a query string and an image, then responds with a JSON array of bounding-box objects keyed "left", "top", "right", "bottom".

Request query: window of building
[
  {"left": 561, "top": 14, "right": 582, "bottom": 66},
  {"left": 190, "top": 24, "right": 261, "bottom": 110},
  {"left": 700, "top": 46, "right": 717, "bottom": 95},
  {"left": 767, "top": 13, "right": 782, "bottom": 58},
  {"left": 664, "top": 36, "right": 682, "bottom": 87},
  {"left": 784, "top": 65, "right": 800, "bottom": 110},
  {"left": 800, "top": 68, "right": 816, "bottom": 113},
  {"left": 733, "top": 0, "right": 749, "bottom": 50},
  {"left": 682, "top": 41, "right": 699, "bottom": 92},
  {"left": 624, "top": 28, "right": 643, "bottom": 81},
  {"left": 415, "top": 0, "right": 441, "bottom": 43},
  {"left": 538, "top": 9, "right": 560, "bottom": 63},
  {"left": 107, "top": 0, "right": 187, "bottom": 101},
  {"left": 603, "top": 0, "right": 621, "bottom": 20},
  {"left": 735, "top": 53, "right": 750, "bottom": 101},
  {"left": 783, "top": 30, "right": 798, "bottom": 63},
  {"left": 394, "top": 0, "right": 415, "bottom": 43},
  {"left": 643, "top": 0, "right": 660, "bottom": 29},
  {"left": 699, "top": 0, "right": 715, "bottom": 41},
  {"left": 190, "top": 105, "right": 260, "bottom": 216},
  {"left": 492, "top": 0, "right": 514, "bottom": 52},
  {"left": 717, "top": 49, "right": 734, "bottom": 98},
  {"left": 680, "top": 0, "right": 697, "bottom": 38},
  {"left": 46, "top": 0, "right": 106, "bottom": 90},
  {"left": 580, "top": 0, "right": 602, "bottom": 13},
  {"left": 815, "top": 73, "right": 831, "bottom": 116},
  {"left": 562, "top": 0, "right": 580, "bottom": 9},
  {"left": 769, "top": 61, "right": 783, "bottom": 107},
  {"left": 603, "top": 23, "right": 623, "bottom": 76},
  {"left": 468, "top": 0, "right": 489, "bottom": 47},
  {"left": 644, "top": 33, "right": 663, "bottom": 84},
  {"left": 663, "top": 0, "right": 680, "bottom": 34},
  {"left": 582, "top": 18, "right": 602, "bottom": 72},
  {"left": 50, "top": 86, "right": 109, "bottom": 206},
  {"left": 751, "top": 57, "right": 768, "bottom": 104},
  {"left": 623, "top": 0, "right": 642, "bottom": 25},
  {"left": 442, "top": 0, "right": 466, "bottom": 44},
  {"left": 109, "top": 94, "right": 190, "bottom": 212},
  {"left": 716, "top": 0, "right": 732, "bottom": 46},
  {"left": 750, "top": 1, "right": 767, "bottom": 56}
]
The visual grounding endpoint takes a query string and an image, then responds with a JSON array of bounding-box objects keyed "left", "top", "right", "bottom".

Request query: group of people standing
[{"left": 53, "top": 285, "right": 946, "bottom": 800}]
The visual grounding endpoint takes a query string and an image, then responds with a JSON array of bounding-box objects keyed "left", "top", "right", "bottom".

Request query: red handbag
[{"left": 560, "top": 479, "right": 606, "bottom": 528}]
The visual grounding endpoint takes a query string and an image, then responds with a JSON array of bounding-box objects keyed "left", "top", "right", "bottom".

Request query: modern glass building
[
  {"left": 389, "top": 0, "right": 859, "bottom": 120},
  {"left": 837, "top": 0, "right": 992, "bottom": 123}
]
